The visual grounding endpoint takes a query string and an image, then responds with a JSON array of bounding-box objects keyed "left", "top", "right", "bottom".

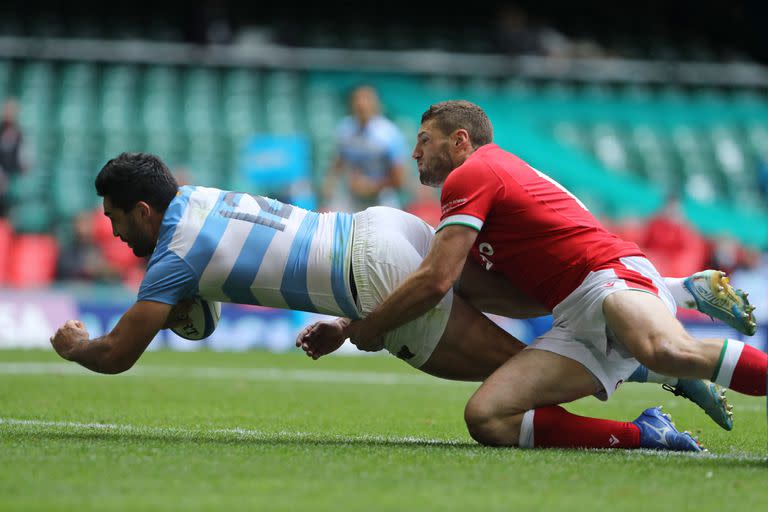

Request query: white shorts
[
  {"left": 528, "top": 256, "right": 676, "bottom": 400},
  {"left": 351, "top": 207, "right": 454, "bottom": 368}
]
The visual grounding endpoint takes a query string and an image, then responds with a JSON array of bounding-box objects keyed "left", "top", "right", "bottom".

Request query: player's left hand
[
  {"left": 295, "top": 318, "right": 350, "bottom": 359},
  {"left": 50, "top": 320, "right": 89, "bottom": 361}
]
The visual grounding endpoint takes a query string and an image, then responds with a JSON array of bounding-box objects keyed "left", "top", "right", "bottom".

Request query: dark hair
[
  {"left": 95, "top": 152, "right": 179, "bottom": 212},
  {"left": 420, "top": 100, "right": 493, "bottom": 148}
]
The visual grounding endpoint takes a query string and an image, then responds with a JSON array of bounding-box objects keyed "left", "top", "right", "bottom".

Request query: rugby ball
[{"left": 170, "top": 298, "right": 221, "bottom": 340}]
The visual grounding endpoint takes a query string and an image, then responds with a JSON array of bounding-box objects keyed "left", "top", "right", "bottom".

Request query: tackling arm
[
  {"left": 49, "top": 300, "right": 172, "bottom": 374},
  {"left": 345, "top": 224, "right": 478, "bottom": 350}
]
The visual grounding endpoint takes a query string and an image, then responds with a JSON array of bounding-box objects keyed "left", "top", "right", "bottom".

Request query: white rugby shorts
[
  {"left": 527, "top": 256, "right": 676, "bottom": 400},
  {"left": 351, "top": 206, "right": 453, "bottom": 368}
]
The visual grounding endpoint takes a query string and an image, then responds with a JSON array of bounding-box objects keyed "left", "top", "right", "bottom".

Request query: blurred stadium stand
[
  {"left": 1, "top": 59, "right": 767, "bottom": 247},
  {"left": 0, "top": 1, "right": 765, "bottom": 347}
]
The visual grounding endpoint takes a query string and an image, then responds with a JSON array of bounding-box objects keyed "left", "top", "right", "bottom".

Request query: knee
[{"left": 464, "top": 397, "right": 523, "bottom": 447}]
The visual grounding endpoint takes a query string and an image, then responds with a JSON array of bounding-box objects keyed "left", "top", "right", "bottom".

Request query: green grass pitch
[{"left": 1, "top": 348, "right": 766, "bottom": 511}]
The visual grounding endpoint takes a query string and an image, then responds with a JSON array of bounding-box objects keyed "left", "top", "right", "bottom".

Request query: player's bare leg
[
  {"left": 464, "top": 349, "right": 599, "bottom": 446},
  {"left": 419, "top": 294, "right": 526, "bottom": 381},
  {"left": 603, "top": 290, "right": 767, "bottom": 396},
  {"left": 298, "top": 289, "right": 736, "bottom": 429},
  {"left": 459, "top": 258, "right": 757, "bottom": 335},
  {"left": 463, "top": 348, "right": 702, "bottom": 451},
  {"left": 297, "top": 294, "right": 528, "bottom": 381}
]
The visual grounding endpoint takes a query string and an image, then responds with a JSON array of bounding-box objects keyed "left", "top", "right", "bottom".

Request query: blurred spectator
[
  {"left": 493, "top": 5, "right": 574, "bottom": 58},
  {"left": 0, "top": 98, "right": 30, "bottom": 217},
  {"left": 708, "top": 233, "right": 757, "bottom": 276},
  {"left": 172, "top": 165, "right": 192, "bottom": 186},
  {"left": 185, "top": 0, "right": 234, "bottom": 45},
  {"left": 57, "top": 207, "right": 145, "bottom": 290},
  {"left": 57, "top": 210, "right": 121, "bottom": 283},
  {"left": 639, "top": 194, "right": 710, "bottom": 277},
  {"left": 405, "top": 185, "right": 442, "bottom": 228},
  {"left": 321, "top": 85, "right": 408, "bottom": 212},
  {"left": 729, "top": 248, "right": 768, "bottom": 329}
]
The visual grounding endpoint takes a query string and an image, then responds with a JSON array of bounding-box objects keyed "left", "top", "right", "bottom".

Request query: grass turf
[{"left": 0, "top": 348, "right": 766, "bottom": 511}]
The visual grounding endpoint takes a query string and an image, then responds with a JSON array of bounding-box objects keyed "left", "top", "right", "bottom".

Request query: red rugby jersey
[{"left": 438, "top": 144, "right": 645, "bottom": 309}]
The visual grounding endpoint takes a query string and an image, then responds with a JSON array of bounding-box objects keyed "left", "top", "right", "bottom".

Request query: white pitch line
[
  {"left": 0, "top": 361, "right": 474, "bottom": 386},
  {"left": 0, "top": 363, "right": 764, "bottom": 411},
  {"left": 0, "top": 417, "right": 465, "bottom": 446},
  {"left": 1, "top": 417, "right": 764, "bottom": 461}
]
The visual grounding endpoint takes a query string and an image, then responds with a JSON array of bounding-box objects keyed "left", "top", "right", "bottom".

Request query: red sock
[
  {"left": 522, "top": 405, "right": 640, "bottom": 449},
  {"left": 728, "top": 344, "right": 768, "bottom": 396}
]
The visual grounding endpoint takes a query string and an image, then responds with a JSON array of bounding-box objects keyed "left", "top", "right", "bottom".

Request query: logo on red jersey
[
  {"left": 478, "top": 242, "right": 494, "bottom": 270},
  {"left": 441, "top": 198, "right": 467, "bottom": 214}
]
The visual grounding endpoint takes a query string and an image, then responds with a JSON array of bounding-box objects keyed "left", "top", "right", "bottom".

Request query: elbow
[
  {"left": 102, "top": 352, "right": 137, "bottom": 375},
  {"left": 427, "top": 276, "right": 455, "bottom": 300}
]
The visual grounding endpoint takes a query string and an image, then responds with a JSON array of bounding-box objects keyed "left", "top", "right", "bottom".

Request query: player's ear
[
  {"left": 452, "top": 129, "right": 470, "bottom": 147},
  {"left": 135, "top": 201, "right": 152, "bottom": 219}
]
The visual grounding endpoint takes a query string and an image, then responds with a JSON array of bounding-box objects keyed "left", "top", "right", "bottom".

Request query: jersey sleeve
[
  {"left": 137, "top": 252, "right": 198, "bottom": 305},
  {"left": 437, "top": 161, "right": 502, "bottom": 232}
]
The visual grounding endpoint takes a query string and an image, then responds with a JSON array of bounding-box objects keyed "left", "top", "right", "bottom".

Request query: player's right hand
[
  {"left": 295, "top": 319, "right": 349, "bottom": 360},
  {"left": 50, "top": 319, "right": 89, "bottom": 361}
]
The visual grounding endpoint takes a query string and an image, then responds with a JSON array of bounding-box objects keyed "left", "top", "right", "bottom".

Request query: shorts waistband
[{"left": 351, "top": 210, "right": 373, "bottom": 314}]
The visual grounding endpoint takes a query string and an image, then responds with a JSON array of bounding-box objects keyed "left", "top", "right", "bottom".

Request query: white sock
[
  {"left": 664, "top": 277, "right": 696, "bottom": 309},
  {"left": 519, "top": 410, "right": 535, "bottom": 448},
  {"left": 646, "top": 370, "right": 678, "bottom": 386},
  {"left": 712, "top": 339, "right": 745, "bottom": 388}
]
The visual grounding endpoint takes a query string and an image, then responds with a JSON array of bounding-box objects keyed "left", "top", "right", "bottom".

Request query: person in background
[
  {"left": 405, "top": 185, "right": 442, "bottom": 228},
  {"left": 639, "top": 194, "right": 709, "bottom": 277},
  {"left": 57, "top": 207, "right": 145, "bottom": 290},
  {"left": 0, "top": 98, "right": 30, "bottom": 218},
  {"left": 321, "top": 85, "right": 408, "bottom": 212}
]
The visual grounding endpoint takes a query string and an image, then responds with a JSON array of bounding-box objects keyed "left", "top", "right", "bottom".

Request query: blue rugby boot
[
  {"left": 632, "top": 406, "right": 704, "bottom": 452},
  {"left": 684, "top": 270, "right": 757, "bottom": 336},
  {"left": 662, "top": 380, "right": 733, "bottom": 431}
]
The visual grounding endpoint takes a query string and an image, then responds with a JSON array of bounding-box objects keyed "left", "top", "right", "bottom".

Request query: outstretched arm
[
  {"left": 50, "top": 300, "right": 173, "bottom": 374},
  {"left": 345, "top": 224, "right": 478, "bottom": 350}
]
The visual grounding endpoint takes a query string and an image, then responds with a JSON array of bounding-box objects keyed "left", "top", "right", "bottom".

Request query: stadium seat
[
  {"left": 7, "top": 233, "right": 58, "bottom": 288},
  {"left": 263, "top": 71, "right": 304, "bottom": 134}
]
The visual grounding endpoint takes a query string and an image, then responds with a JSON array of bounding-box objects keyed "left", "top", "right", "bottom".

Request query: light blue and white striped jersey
[
  {"left": 138, "top": 185, "right": 360, "bottom": 319},
  {"left": 336, "top": 114, "right": 407, "bottom": 181}
]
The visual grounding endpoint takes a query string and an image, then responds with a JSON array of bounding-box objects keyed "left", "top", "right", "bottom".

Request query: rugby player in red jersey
[{"left": 301, "top": 100, "right": 766, "bottom": 451}]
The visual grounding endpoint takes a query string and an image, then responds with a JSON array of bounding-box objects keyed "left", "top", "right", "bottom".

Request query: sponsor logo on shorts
[
  {"left": 396, "top": 345, "right": 415, "bottom": 360},
  {"left": 614, "top": 379, "right": 624, "bottom": 390},
  {"left": 603, "top": 281, "right": 616, "bottom": 288},
  {"left": 609, "top": 434, "right": 620, "bottom": 446}
]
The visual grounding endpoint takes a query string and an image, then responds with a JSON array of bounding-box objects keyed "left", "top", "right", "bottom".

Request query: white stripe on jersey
[
  {"left": 170, "top": 186, "right": 222, "bottom": 259},
  {"left": 197, "top": 195, "right": 254, "bottom": 301},
  {"left": 304, "top": 212, "right": 341, "bottom": 316},
  {"left": 437, "top": 214, "right": 484, "bottom": 232}
]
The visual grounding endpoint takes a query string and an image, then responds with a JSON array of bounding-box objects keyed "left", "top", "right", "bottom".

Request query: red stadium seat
[
  {"left": 7, "top": 234, "right": 59, "bottom": 288},
  {"left": 0, "top": 218, "right": 13, "bottom": 285}
]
